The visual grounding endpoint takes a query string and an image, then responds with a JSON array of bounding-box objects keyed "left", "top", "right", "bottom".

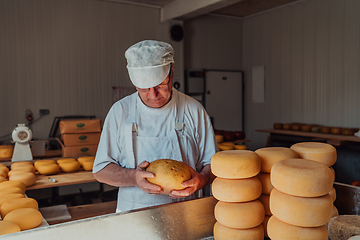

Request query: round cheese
[
  {"left": 255, "top": 147, "right": 299, "bottom": 173},
  {"left": 10, "top": 161, "right": 33, "bottom": 169},
  {"left": 57, "top": 158, "right": 77, "bottom": 164},
  {"left": 8, "top": 168, "right": 35, "bottom": 177},
  {"left": 212, "top": 176, "right": 262, "bottom": 202},
  {"left": 9, "top": 172, "right": 36, "bottom": 187},
  {"left": 218, "top": 144, "right": 235, "bottom": 151},
  {"left": 267, "top": 215, "right": 328, "bottom": 240},
  {"left": 290, "top": 142, "right": 337, "bottom": 166},
  {"left": 1, "top": 197, "right": 38, "bottom": 218},
  {"left": 270, "top": 188, "right": 333, "bottom": 227},
  {"left": 257, "top": 172, "right": 273, "bottom": 195},
  {"left": 10, "top": 164, "right": 35, "bottom": 173},
  {"left": 0, "top": 176, "right": 6, "bottom": 183},
  {"left": 259, "top": 194, "right": 271, "bottom": 216},
  {"left": 0, "top": 187, "right": 24, "bottom": 195},
  {"left": 215, "top": 200, "right": 265, "bottom": 229},
  {"left": 211, "top": 150, "right": 261, "bottom": 179},
  {"left": 0, "top": 193, "right": 25, "bottom": 207},
  {"left": 34, "top": 159, "right": 56, "bottom": 170},
  {"left": 37, "top": 164, "right": 60, "bottom": 175},
  {"left": 0, "top": 164, "right": 9, "bottom": 174},
  {"left": 234, "top": 145, "right": 248, "bottom": 150},
  {"left": 0, "top": 220, "right": 21, "bottom": 236},
  {"left": 0, "top": 145, "right": 14, "bottom": 159},
  {"left": 0, "top": 180, "right": 26, "bottom": 193},
  {"left": 0, "top": 171, "right": 6, "bottom": 178},
  {"left": 215, "top": 135, "right": 224, "bottom": 143},
  {"left": 3, "top": 208, "right": 43, "bottom": 230},
  {"left": 271, "top": 158, "right": 334, "bottom": 197},
  {"left": 81, "top": 159, "right": 94, "bottom": 171},
  {"left": 328, "top": 215, "right": 360, "bottom": 240},
  {"left": 213, "top": 221, "right": 264, "bottom": 240},
  {"left": 77, "top": 156, "right": 95, "bottom": 165},
  {"left": 262, "top": 215, "right": 270, "bottom": 238},
  {"left": 58, "top": 161, "right": 81, "bottom": 173},
  {"left": 329, "top": 187, "right": 336, "bottom": 202}
]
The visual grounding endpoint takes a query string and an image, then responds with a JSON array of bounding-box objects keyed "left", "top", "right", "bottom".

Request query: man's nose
[{"left": 148, "top": 87, "right": 159, "bottom": 97}]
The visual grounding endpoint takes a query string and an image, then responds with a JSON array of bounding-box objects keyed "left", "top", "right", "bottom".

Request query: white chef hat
[{"left": 125, "top": 40, "right": 175, "bottom": 88}]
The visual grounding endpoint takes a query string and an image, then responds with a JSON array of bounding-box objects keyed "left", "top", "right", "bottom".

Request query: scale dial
[{"left": 12, "top": 124, "right": 32, "bottom": 144}]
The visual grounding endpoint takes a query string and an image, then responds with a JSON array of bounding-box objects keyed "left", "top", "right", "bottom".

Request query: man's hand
[{"left": 135, "top": 161, "right": 164, "bottom": 195}]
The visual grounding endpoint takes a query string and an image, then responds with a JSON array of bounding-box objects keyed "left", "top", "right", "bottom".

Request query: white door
[{"left": 205, "top": 70, "right": 243, "bottom": 131}]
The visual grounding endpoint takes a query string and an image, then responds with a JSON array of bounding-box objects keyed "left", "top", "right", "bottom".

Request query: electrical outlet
[{"left": 39, "top": 109, "right": 50, "bottom": 116}]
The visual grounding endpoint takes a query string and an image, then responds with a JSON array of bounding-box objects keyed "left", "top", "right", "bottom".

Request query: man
[{"left": 93, "top": 40, "right": 218, "bottom": 213}]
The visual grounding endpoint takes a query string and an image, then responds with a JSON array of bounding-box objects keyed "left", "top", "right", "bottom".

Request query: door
[{"left": 205, "top": 70, "right": 243, "bottom": 131}]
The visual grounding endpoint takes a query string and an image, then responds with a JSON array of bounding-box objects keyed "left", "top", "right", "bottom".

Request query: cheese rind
[
  {"left": 259, "top": 194, "right": 271, "bottom": 216},
  {"left": 9, "top": 172, "right": 36, "bottom": 187},
  {"left": 1, "top": 197, "right": 38, "bottom": 218},
  {"left": 0, "top": 220, "right": 21, "bottom": 236},
  {"left": 271, "top": 158, "right": 334, "bottom": 197},
  {"left": 290, "top": 142, "right": 337, "bottom": 166},
  {"left": 270, "top": 188, "right": 333, "bottom": 227},
  {"left": 58, "top": 161, "right": 81, "bottom": 173},
  {"left": 37, "top": 164, "right": 60, "bottom": 175},
  {"left": 267, "top": 215, "right": 328, "bottom": 240},
  {"left": 0, "top": 180, "right": 26, "bottom": 193},
  {"left": 215, "top": 200, "right": 265, "bottom": 229},
  {"left": 3, "top": 208, "right": 43, "bottom": 230},
  {"left": 34, "top": 160, "right": 56, "bottom": 170},
  {"left": 257, "top": 172, "right": 273, "bottom": 195},
  {"left": 213, "top": 222, "right": 264, "bottom": 240},
  {"left": 211, "top": 150, "right": 261, "bottom": 179},
  {"left": 212, "top": 176, "right": 262, "bottom": 202},
  {"left": 255, "top": 147, "right": 298, "bottom": 173}
]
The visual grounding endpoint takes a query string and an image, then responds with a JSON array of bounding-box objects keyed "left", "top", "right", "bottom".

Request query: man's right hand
[{"left": 135, "top": 161, "right": 164, "bottom": 195}]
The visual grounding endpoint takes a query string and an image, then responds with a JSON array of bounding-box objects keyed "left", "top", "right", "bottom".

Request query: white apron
[{"left": 116, "top": 91, "right": 194, "bottom": 213}]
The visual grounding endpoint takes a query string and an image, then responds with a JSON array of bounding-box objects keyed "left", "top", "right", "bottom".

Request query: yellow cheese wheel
[
  {"left": 271, "top": 158, "right": 334, "bottom": 197},
  {"left": 211, "top": 150, "right": 261, "bottom": 179},
  {"left": 58, "top": 161, "right": 81, "bottom": 173},
  {"left": 0, "top": 145, "right": 14, "bottom": 159},
  {"left": 10, "top": 161, "right": 33, "bottom": 169},
  {"left": 270, "top": 188, "right": 333, "bottom": 227},
  {"left": 0, "top": 180, "right": 26, "bottom": 193},
  {"left": 0, "top": 177, "right": 6, "bottom": 183},
  {"left": 215, "top": 135, "right": 224, "bottom": 143},
  {"left": 213, "top": 221, "right": 264, "bottom": 240},
  {"left": 290, "top": 142, "right": 337, "bottom": 166},
  {"left": 0, "top": 171, "right": 6, "bottom": 179},
  {"left": 0, "top": 165, "right": 9, "bottom": 174},
  {"left": 215, "top": 200, "right": 265, "bottom": 229},
  {"left": 0, "top": 193, "right": 25, "bottom": 207},
  {"left": 332, "top": 204, "right": 339, "bottom": 218},
  {"left": 259, "top": 194, "right": 271, "bottom": 216},
  {"left": 262, "top": 215, "right": 271, "bottom": 238},
  {"left": 329, "top": 187, "right": 336, "bottom": 202},
  {"left": 8, "top": 168, "right": 35, "bottom": 177},
  {"left": 34, "top": 159, "right": 56, "bottom": 170},
  {"left": 1, "top": 197, "right": 38, "bottom": 218},
  {"left": 0, "top": 220, "right": 21, "bottom": 236},
  {"left": 37, "top": 163, "right": 60, "bottom": 175},
  {"left": 255, "top": 147, "right": 299, "bottom": 173},
  {"left": 9, "top": 172, "right": 36, "bottom": 187},
  {"left": 57, "top": 158, "right": 77, "bottom": 164},
  {"left": 257, "top": 172, "right": 273, "bottom": 195},
  {"left": 10, "top": 165, "right": 35, "bottom": 173},
  {"left": 3, "top": 208, "right": 42, "bottom": 230},
  {"left": 81, "top": 159, "right": 94, "bottom": 171},
  {"left": 267, "top": 215, "right": 328, "bottom": 240},
  {"left": 218, "top": 144, "right": 235, "bottom": 151},
  {"left": 77, "top": 156, "right": 95, "bottom": 165},
  {"left": 212, "top": 176, "right": 262, "bottom": 202},
  {"left": 0, "top": 187, "right": 24, "bottom": 195},
  {"left": 234, "top": 145, "right": 248, "bottom": 150}
]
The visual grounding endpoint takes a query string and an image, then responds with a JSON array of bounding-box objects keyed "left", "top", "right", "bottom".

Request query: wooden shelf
[{"left": 256, "top": 129, "right": 360, "bottom": 146}]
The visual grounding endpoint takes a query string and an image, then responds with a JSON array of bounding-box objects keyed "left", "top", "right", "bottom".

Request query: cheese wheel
[
  {"left": 259, "top": 194, "right": 271, "bottom": 216},
  {"left": 0, "top": 180, "right": 26, "bottom": 193},
  {"left": 262, "top": 215, "right": 270, "bottom": 238},
  {"left": 0, "top": 187, "right": 24, "bottom": 195},
  {"left": 37, "top": 163, "right": 60, "bottom": 175},
  {"left": 290, "top": 142, "right": 337, "bottom": 166},
  {"left": 271, "top": 158, "right": 334, "bottom": 197},
  {"left": 257, "top": 172, "right": 273, "bottom": 195},
  {"left": 218, "top": 144, "right": 235, "bottom": 151},
  {"left": 58, "top": 161, "right": 81, "bottom": 173},
  {"left": 211, "top": 150, "right": 261, "bottom": 179},
  {"left": 10, "top": 161, "right": 33, "bottom": 169},
  {"left": 267, "top": 215, "right": 328, "bottom": 240},
  {"left": 8, "top": 168, "right": 35, "bottom": 177},
  {"left": 328, "top": 215, "right": 360, "bottom": 240},
  {"left": 215, "top": 200, "right": 265, "bottom": 229},
  {"left": 329, "top": 187, "right": 336, "bottom": 202},
  {"left": 9, "top": 172, "right": 36, "bottom": 187},
  {"left": 213, "top": 221, "right": 264, "bottom": 240},
  {"left": 0, "top": 171, "right": 6, "bottom": 179},
  {"left": 215, "top": 135, "right": 224, "bottom": 143},
  {"left": 332, "top": 204, "right": 339, "bottom": 218},
  {"left": 222, "top": 142, "right": 235, "bottom": 146},
  {"left": 3, "top": 208, "right": 43, "bottom": 230},
  {"left": 255, "top": 147, "right": 299, "bottom": 173},
  {"left": 1, "top": 197, "right": 38, "bottom": 218},
  {"left": 0, "top": 220, "right": 21, "bottom": 236},
  {"left": 34, "top": 159, "right": 56, "bottom": 170},
  {"left": 0, "top": 165, "right": 9, "bottom": 174},
  {"left": 234, "top": 145, "right": 248, "bottom": 150},
  {"left": 0, "top": 193, "right": 25, "bottom": 207},
  {"left": 270, "top": 188, "right": 333, "bottom": 227},
  {"left": 0, "top": 145, "right": 14, "bottom": 159},
  {"left": 212, "top": 176, "right": 262, "bottom": 202},
  {"left": 10, "top": 165, "right": 35, "bottom": 173},
  {"left": 77, "top": 156, "right": 95, "bottom": 165},
  {"left": 0, "top": 176, "right": 6, "bottom": 183},
  {"left": 57, "top": 158, "right": 77, "bottom": 164},
  {"left": 81, "top": 159, "right": 94, "bottom": 171}
]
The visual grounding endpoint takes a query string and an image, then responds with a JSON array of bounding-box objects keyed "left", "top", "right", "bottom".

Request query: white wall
[{"left": 0, "top": 0, "right": 184, "bottom": 141}]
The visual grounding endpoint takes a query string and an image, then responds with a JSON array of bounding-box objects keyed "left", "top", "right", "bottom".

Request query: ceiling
[{"left": 100, "top": 0, "right": 300, "bottom": 21}]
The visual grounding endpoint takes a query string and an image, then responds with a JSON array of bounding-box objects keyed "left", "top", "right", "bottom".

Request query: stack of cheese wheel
[
  {"left": 8, "top": 162, "right": 36, "bottom": 187},
  {"left": 77, "top": 156, "right": 95, "bottom": 171},
  {"left": 211, "top": 150, "right": 265, "bottom": 240},
  {"left": 57, "top": 158, "right": 81, "bottom": 173},
  {"left": 268, "top": 158, "right": 335, "bottom": 240},
  {"left": 34, "top": 159, "right": 60, "bottom": 175},
  {"left": 0, "top": 164, "right": 9, "bottom": 183},
  {"left": 218, "top": 141, "right": 235, "bottom": 151},
  {"left": 290, "top": 142, "right": 339, "bottom": 220},
  {"left": 254, "top": 147, "right": 298, "bottom": 238}
]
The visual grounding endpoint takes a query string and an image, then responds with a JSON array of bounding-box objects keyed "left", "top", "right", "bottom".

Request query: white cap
[{"left": 125, "top": 40, "right": 174, "bottom": 88}]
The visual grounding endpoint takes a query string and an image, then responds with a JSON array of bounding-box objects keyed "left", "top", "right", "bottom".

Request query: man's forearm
[
  {"left": 200, "top": 164, "right": 216, "bottom": 188},
  {"left": 93, "top": 163, "right": 137, "bottom": 187}
]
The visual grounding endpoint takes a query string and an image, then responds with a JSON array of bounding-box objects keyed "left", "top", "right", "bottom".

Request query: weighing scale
[{"left": 11, "top": 123, "right": 33, "bottom": 162}]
